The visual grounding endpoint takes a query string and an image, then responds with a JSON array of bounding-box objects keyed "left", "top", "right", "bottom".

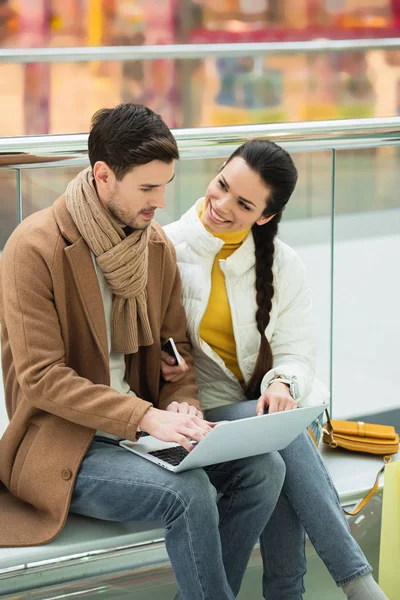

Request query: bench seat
[{"left": 0, "top": 444, "right": 397, "bottom": 596}]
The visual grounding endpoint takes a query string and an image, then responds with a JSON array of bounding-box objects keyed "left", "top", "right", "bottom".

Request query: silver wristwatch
[{"left": 268, "top": 375, "right": 298, "bottom": 400}]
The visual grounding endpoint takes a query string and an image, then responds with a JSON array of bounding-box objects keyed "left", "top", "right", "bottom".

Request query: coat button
[{"left": 61, "top": 468, "right": 72, "bottom": 481}]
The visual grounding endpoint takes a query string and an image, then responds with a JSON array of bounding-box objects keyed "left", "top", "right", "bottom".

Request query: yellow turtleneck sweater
[{"left": 199, "top": 211, "right": 250, "bottom": 382}]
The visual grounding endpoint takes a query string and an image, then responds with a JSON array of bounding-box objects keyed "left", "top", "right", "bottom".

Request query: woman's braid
[
  {"left": 225, "top": 139, "right": 298, "bottom": 399},
  {"left": 244, "top": 216, "right": 280, "bottom": 399}
]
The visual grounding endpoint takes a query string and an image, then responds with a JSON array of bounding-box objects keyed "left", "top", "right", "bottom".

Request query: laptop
[{"left": 119, "top": 404, "right": 325, "bottom": 473}]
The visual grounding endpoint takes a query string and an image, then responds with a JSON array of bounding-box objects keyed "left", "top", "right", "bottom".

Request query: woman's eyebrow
[{"left": 220, "top": 174, "right": 256, "bottom": 207}]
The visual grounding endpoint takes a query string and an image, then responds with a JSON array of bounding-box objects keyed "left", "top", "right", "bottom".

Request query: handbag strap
[
  {"left": 322, "top": 408, "right": 391, "bottom": 516},
  {"left": 322, "top": 408, "right": 336, "bottom": 446},
  {"left": 324, "top": 408, "right": 333, "bottom": 430},
  {"left": 308, "top": 425, "right": 318, "bottom": 446},
  {"left": 343, "top": 460, "right": 391, "bottom": 516}
]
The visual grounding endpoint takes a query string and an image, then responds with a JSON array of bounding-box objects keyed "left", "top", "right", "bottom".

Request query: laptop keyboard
[{"left": 148, "top": 446, "right": 190, "bottom": 466}]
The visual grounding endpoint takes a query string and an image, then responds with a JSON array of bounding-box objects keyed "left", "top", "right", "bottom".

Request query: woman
[{"left": 162, "top": 140, "right": 388, "bottom": 600}]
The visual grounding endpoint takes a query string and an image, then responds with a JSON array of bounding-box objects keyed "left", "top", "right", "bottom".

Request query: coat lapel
[
  {"left": 53, "top": 195, "right": 109, "bottom": 376},
  {"left": 65, "top": 239, "right": 109, "bottom": 372}
]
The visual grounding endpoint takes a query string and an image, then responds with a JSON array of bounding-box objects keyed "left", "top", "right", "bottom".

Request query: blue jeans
[
  {"left": 206, "top": 401, "right": 372, "bottom": 600},
  {"left": 70, "top": 439, "right": 285, "bottom": 600}
]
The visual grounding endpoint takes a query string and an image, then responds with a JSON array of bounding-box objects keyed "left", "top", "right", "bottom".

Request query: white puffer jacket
[{"left": 164, "top": 200, "right": 329, "bottom": 412}]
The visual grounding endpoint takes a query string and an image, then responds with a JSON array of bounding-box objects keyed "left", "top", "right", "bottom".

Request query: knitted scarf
[{"left": 65, "top": 167, "right": 153, "bottom": 354}]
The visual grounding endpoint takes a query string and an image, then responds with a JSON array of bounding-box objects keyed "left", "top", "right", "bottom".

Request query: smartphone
[{"left": 162, "top": 338, "right": 182, "bottom": 366}]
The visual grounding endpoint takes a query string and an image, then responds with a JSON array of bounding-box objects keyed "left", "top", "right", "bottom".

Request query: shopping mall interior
[
  {"left": 1, "top": 0, "right": 400, "bottom": 135},
  {"left": 0, "top": 1, "right": 399, "bottom": 599}
]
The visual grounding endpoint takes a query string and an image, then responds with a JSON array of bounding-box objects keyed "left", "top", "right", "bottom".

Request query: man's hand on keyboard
[
  {"left": 139, "top": 407, "right": 214, "bottom": 453},
  {"left": 166, "top": 401, "right": 204, "bottom": 419}
]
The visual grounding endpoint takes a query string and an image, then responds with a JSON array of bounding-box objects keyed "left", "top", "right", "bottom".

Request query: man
[{"left": 0, "top": 104, "right": 285, "bottom": 599}]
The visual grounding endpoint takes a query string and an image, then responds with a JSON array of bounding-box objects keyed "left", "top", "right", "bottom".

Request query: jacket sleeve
[
  {"left": 157, "top": 241, "right": 200, "bottom": 411},
  {"left": 260, "top": 249, "right": 316, "bottom": 403},
  {"left": 0, "top": 230, "right": 151, "bottom": 442}
]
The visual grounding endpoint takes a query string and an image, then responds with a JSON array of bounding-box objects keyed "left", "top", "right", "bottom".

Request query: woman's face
[{"left": 202, "top": 157, "right": 275, "bottom": 233}]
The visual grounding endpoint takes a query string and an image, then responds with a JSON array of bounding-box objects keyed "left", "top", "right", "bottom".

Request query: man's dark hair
[{"left": 88, "top": 104, "right": 179, "bottom": 180}]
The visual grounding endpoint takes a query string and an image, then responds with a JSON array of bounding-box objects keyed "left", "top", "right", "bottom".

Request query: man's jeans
[
  {"left": 206, "top": 401, "right": 372, "bottom": 600},
  {"left": 70, "top": 439, "right": 285, "bottom": 600}
]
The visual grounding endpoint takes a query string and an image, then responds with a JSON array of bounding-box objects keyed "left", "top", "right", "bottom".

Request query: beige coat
[{"left": 0, "top": 196, "right": 199, "bottom": 547}]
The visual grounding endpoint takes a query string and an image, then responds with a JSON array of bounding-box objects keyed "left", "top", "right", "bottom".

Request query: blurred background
[{"left": 2, "top": 0, "right": 400, "bottom": 135}]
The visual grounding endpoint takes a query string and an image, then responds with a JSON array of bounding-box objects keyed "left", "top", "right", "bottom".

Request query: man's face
[{"left": 93, "top": 160, "right": 175, "bottom": 230}]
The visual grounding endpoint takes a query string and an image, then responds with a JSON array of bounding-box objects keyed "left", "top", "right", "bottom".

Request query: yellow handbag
[
  {"left": 321, "top": 410, "right": 399, "bottom": 515},
  {"left": 322, "top": 412, "right": 399, "bottom": 456}
]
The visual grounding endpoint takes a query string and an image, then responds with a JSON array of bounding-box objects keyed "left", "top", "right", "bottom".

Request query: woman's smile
[{"left": 207, "top": 202, "right": 231, "bottom": 225}]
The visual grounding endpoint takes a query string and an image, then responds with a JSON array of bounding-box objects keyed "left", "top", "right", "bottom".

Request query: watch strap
[{"left": 268, "top": 375, "right": 298, "bottom": 400}]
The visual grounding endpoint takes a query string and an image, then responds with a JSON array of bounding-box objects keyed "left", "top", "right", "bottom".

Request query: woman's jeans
[
  {"left": 206, "top": 401, "right": 372, "bottom": 600},
  {"left": 70, "top": 438, "right": 285, "bottom": 600}
]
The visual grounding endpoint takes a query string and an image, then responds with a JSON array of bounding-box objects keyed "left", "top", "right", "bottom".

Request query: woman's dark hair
[
  {"left": 225, "top": 140, "right": 298, "bottom": 398},
  {"left": 88, "top": 103, "right": 179, "bottom": 180}
]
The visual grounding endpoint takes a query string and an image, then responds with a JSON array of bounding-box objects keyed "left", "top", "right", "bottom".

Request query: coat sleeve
[
  {"left": 0, "top": 230, "right": 151, "bottom": 442},
  {"left": 157, "top": 240, "right": 200, "bottom": 411},
  {"left": 260, "top": 248, "right": 316, "bottom": 403}
]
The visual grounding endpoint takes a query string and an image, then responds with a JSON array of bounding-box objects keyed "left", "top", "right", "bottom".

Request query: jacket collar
[
  {"left": 180, "top": 199, "right": 256, "bottom": 275},
  {"left": 180, "top": 198, "right": 224, "bottom": 257},
  {"left": 53, "top": 194, "right": 81, "bottom": 243}
]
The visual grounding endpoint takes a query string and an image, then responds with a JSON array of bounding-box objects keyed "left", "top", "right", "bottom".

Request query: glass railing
[
  {"left": 1, "top": 116, "right": 400, "bottom": 422},
  {"left": 0, "top": 118, "right": 398, "bottom": 598},
  {"left": 2, "top": 38, "right": 400, "bottom": 134}
]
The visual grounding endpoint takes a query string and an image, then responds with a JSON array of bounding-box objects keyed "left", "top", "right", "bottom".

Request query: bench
[{"left": 0, "top": 444, "right": 396, "bottom": 597}]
